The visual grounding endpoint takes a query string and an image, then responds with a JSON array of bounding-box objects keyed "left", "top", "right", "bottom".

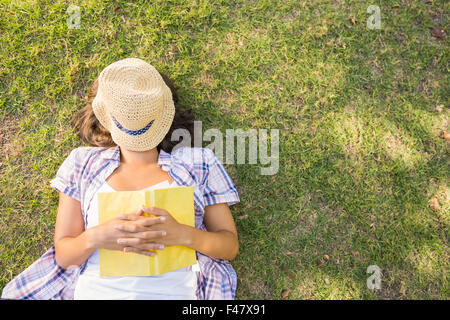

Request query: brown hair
[{"left": 71, "top": 71, "right": 195, "bottom": 153}]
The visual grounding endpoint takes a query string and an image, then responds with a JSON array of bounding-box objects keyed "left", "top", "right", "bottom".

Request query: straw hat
[{"left": 92, "top": 58, "right": 175, "bottom": 151}]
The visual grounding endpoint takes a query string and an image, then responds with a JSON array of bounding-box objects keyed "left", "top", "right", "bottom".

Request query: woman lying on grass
[{"left": 2, "top": 58, "right": 240, "bottom": 300}]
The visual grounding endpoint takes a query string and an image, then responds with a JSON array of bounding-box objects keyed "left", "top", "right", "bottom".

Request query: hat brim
[{"left": 92, "top": 85, "right": 175, "bottom": 152}]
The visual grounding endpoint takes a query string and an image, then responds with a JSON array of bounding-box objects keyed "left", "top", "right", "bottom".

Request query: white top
[{"left": 73, "top": 179, "right": 197, "bottom": 300}]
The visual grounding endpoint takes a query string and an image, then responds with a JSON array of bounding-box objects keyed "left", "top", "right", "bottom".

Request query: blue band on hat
[{"left": 110, "top": 114, "right": 154, "bottom": 136}]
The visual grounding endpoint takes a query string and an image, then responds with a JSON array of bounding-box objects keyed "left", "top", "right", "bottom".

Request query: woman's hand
[
  {"left": 112, "top": 203, "right": 239, "bottom": 261},
  {"left": 115, "top": 206, "right": 192, "bottom": 255},
  {"left": 87, "top": 208, "right": 166, "bottom": 256}
]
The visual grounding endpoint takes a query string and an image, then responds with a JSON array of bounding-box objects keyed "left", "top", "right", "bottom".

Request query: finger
[
  {"left": 114, "top": 223, "right": 143, "bottom": 233},
  {"left": 137, "top": 216, "right": 166, "bottom": 227},
  {"left": 118, "top": 230, "right": 166, "bottom": 240},
  {"left": 142, "top": 206, "right": 169, "bottom": 216},
  {"left": 123, "top": 247, "right": 156, "bottom": 256},
  {"left": 122, "top": 238, "right": 164, "bottom": 250},
  {"left": 117, "top": 237, "right": 143, "bottom": 246},
  {"left": 118, "top": 230, "right": 165, "bottom": 243},
  {"left": 118, "top": 214, "right": 142, "bottom": 221},
  {"left": 129, "top": 242, "right": 165, "bottom": 250},
  {"left": 135, "top": 205, "right": 145, "bottom": 216},
  {"left": 138, "top": 230, "right": 166, "bottom": 239}
]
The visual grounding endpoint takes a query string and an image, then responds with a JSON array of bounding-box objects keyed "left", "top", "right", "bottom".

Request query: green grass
[{"left": 1, "top": 0, "right": 449, "bottom": 299}]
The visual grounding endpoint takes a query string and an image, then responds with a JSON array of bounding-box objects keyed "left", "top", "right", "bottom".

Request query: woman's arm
[
  {"left": 116, "top": 203, "right": 239, "bottom": 261},
  {"left": 184, "top": 203, "right": 239, "bottom": 261},
  {"left": 54, "top": 192, "right": 165, "bottom": 269},
  {"left": 53, "top": 192, "right": 97, "bottom": 269}
]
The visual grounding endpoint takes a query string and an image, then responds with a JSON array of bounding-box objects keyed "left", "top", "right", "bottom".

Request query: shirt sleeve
[
  {"left": 202, "top": 148, "right": 240, "bottom": 207},
  {"left": 49, "top": 148, "right": 82, "bottom": 201}
]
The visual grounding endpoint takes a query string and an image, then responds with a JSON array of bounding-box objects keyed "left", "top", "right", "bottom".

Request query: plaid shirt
[{"left": 1, "top": 146, "right": 240, "bottom": 300}]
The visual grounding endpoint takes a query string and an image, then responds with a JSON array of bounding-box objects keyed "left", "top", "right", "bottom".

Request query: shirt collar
[{"left": 99, "top": 145, "right": 172, "bottom": 168}]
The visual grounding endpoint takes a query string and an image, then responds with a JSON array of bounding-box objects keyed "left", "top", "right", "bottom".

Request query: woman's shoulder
[
  {"left": 169, "top": 146, "right": 219, "bottom": 166},
  {"left": 68, "top": 146, "right": 116, "bottom": 165},
  {"left": 170, "top": 147, "right": 239, "bottom": 206},
  {"left": 169, "top": 147, "right": 232, "bottom": 188},
  {"left": 69, "top": 145, "right": 99, "bottom": 158}
]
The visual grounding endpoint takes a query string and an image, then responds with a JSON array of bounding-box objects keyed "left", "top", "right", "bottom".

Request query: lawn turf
[{"left": 0, "top": 0, "right": 448, "bottom": 299}]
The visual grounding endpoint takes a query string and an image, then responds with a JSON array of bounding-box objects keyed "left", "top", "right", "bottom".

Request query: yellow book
[{"left": 97, "top": 186, "right": 197, "bottom": 277}]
